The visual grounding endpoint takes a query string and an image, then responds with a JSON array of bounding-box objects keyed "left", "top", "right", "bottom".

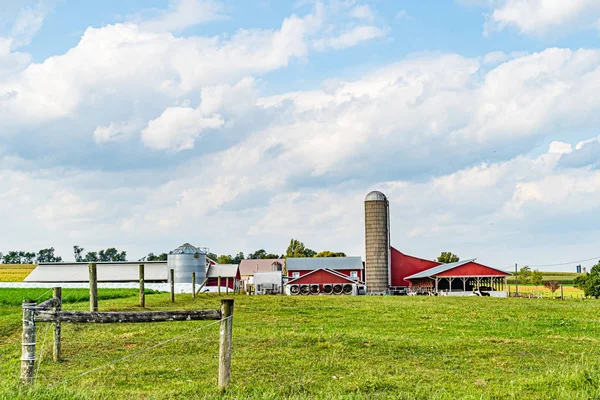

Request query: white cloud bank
[{"left": 469, "top": 0, "right": 600, "bottom": 35}]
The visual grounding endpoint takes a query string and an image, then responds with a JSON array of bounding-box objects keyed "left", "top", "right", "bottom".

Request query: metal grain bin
[
  {"left": 167, "top": 243, "right": 208, "bottom": 284},
  {"left": 364, "top": 190, "right": 390, "bottom": 294}
]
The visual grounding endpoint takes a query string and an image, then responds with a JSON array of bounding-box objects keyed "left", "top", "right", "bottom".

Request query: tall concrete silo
[
  {"left": 364, "top": 191, "right": 390, "bottom": 294},
  {"left": 167, "top": 243, "right": 208, "bottom": 284}
]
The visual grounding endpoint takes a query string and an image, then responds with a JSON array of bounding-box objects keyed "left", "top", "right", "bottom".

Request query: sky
[{"left": 1, "top": 0, "right": 600, "bottom": 272}]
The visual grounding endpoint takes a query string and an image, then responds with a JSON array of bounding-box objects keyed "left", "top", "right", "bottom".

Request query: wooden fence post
[
  {"left": 89, "top": 263, "right": 98, "bottom": 312},
  {"left": 218, "top": 276, "right": 221, "bottom": 295},
  {"left": 560, "top": 284, "right": 563, "bottom": 300},
  {"left": 218, "top": 299, "right": 234, "bottom": 390},
  {"left": 192, "top": 272, "right": 196, "bottom": 299},
  {"left": 53, "top": 287, "right": 62, "bottom": 361},
  {"left": 139, "top": 265, "right": 145, "bottom": 308},
  {"left": 21, "top": 300, "right": 36, "bottom": 385},
  {"left": 170, "top": 269, "right": 175, "bottom": 303}
]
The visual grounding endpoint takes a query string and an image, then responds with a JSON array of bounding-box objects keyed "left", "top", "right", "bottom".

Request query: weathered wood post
[
  {"left": 89, "top": 263, "right": 98, "bottom": 312},
  {"left": 139, "top": 264, "right": 145, "bottom": 308},
  {"left": 218, "top": 299, "right": 234, "bottom": 390},
  {"left": 560, "top": 284, "right": 564, "bottom": 300},
  {"left": 21, "top": 300, "right": 36, "bottom": 385},
  {"left": 170, "top": 269, "right": 175, "bottom": 303},
  {"left": 226, "top": 277, "right": 229, "bottom": 294},
  {"left": 192, "top": 272, "right": 196, "bottom": 299},
  {"left": 52, "top": 287, "right": 62, "bottom": 361},
  {"left": 218, "top": 276, "right": 221, "bottom": 295}
]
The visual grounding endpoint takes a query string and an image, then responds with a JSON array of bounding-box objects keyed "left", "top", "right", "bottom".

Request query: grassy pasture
[
  {"left": 0, "top": 264, "right": 36, "bottom": 282},
  {"left": 1, "top": 292, "right": 600, "bottom": 399}
]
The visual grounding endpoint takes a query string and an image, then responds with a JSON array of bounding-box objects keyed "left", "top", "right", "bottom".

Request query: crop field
[
  {"left": 507, "top": 272, "right": 583, "bottom": 284},
  {"left": 2, "top": 291, "right": 600, "bottom": 399},
  {"left": 0, "top": 264, "right": 36, "bottom": 282}
]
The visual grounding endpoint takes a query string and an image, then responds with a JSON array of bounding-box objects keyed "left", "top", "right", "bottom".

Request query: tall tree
[
  {"left": 83, "top": 251, "right": 99, "bottom": 262},
  {"left": 286, "top": 239, "right": 316, "bottom": 258},
  {"left": 574, "top": 261, "right": 600, "bottom": 298},
  {"left": 217, "top": 255, "right": 233, "bottom": 264},
  {"left": 3, "top": 251, "right": 22, "bottom": 264},
  {"left": 517, "top": 266, "right": 532, "bottom": 285},
  {"left": 315, "top": 251, "right": 346, "bottom": 258},
  {"left": 531, "top": 269, "right": 543, "bottom": 289},
  {"left": 98, "top": 248, "right": 127, "bottom": 262},
  {"left": 22, "top": 252, "right": 36, "bottom": 264},
  {"left": 207, "top": 252, "right": 218, "bottom": 262},
  {"left": 73, "top": 245, "right": 85, "bottom": 262},
  {"left": 248, "top": 249, "right": 267, "bottom": 260},
  {"left": 36, "top": 248, "right": 62, "bottom": 263},
  {"left": 232, "top": 252, "right": 245, "bottom": 264},
  {"left": 437, "top": 252, "right": 459, "bottom": 263}
]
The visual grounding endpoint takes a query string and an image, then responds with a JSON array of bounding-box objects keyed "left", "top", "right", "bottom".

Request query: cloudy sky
[{"left": 1, "top": 0, "right": 600, "bottom": 271}]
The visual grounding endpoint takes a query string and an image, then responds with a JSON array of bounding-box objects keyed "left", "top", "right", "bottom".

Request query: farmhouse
[{"left": 238, "top": 258, "right": 284, "bottom": 290}]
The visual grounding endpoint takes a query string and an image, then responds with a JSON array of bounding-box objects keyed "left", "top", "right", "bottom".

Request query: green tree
[
  {"left": 22, "top": 252, "right": 36, "bottom": 264},
  {"left": 73, "top": 246, "right": 85, "bottom": 262},
  {"left": 315, "top": 251, "right": 347, "bottom": 257},
  {"left": 145, "top": 253, "right": 168, "bottom": 261},
  {"left": 207, "top": 252, "right": 218, "bottom": 261},
  {"left": 3, "top": 251, "right": 22, "bottom": 264},
  {"left": 574, "top": 261, "right": 600, "bottom": 298},
  {"left": 248, "top": 249, "right": 266, "bottom": 259},
  {"left": 286, "top": 239, "right": 316, "bottom": 258},
  {"left": 531, "top": 269, "right": 543, "bottom": 289},
  {"left": 517, "top": 266, "right": 531, "bottom": 285},
  {"left": 232, "top": 252, "right": 245, "bottom": 264},
  {"left": 217, "top": 255, "right": 233, "bottom": 264},
  {"left": 83, "top": 251, "right": 99, "bottom": 262},
  {"left": 36, "top": 248, "right": 62, "bottom": 263},
  {"left": 98, "top": 248, "right": 127, "bottom": 262},
  {"left": 437, "top": 252, "right": 459, "bottom": 263}
]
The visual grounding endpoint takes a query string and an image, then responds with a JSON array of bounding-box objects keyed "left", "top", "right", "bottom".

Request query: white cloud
[
  {"left": 313, "top": 25, "right": 387, "bottom": 50},
  {"left": 9, "top": 2, "right": 49, "bottom": 49},
  {"left": 93, "top": 120, "right": 142, "bottom": 143},
  {"left": 478, "top": 0, "right": 600, "bottom": 35},
  {"left": 348, "top": 5, "right": 375, "bottom": 22},
  {"left": 140, "top": 0, "right": 224, "bottom": 32},
  {"left": 141, "top": 107, "right": 224, "bottom": 150}
]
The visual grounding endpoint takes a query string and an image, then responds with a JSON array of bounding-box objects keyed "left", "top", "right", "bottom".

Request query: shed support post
[
  {"left": 219, "top": 299, "right": 234, "bottom": 390},
  {"left": 461, "top": 278, "right": 466, "bottom": 291},
  {"left": 170, "top": 269, "right": 175, "bottom": 303},
  {"left": 139, "top": 265, "right": 145, "bottom": 308},
  {"left": 21, "top": 300, "right": 36, "bottom": 385},
  {"left": 448, "top": 277, "right": 454, "bottom": 293},
  {"left": 89, "top": 263, "right": 98, "bottom": 312},
  {"left": 435, "top": 277, "right": 438, "bottom": 292},
  {"left": 476, "top": 277, "right": 480, "bottom": 290},
  {"left": 52, "top": 287, "right": 61, "bottom": 361},
  {"left": 192, "top": 272, "right": 196, "bottom": 298}
]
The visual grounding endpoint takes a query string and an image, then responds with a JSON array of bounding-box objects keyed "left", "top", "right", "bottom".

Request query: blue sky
[{"left": 1, "top": 0, "right": 600, "bottom": 271}]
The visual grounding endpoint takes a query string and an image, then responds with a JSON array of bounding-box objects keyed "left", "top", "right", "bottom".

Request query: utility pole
[{"left": 515, "top": 263, "right": 518, "bottom": 296}]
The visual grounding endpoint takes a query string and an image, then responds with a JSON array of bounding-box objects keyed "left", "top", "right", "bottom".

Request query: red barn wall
[
  {"left": 435, "top": 262, "right": 510, "bottom": 277},
  {"left": 288, "top": 270, "right": 354, "bottom": 285},
  {"left": 206, "top": 278, "right": 235, "bottom": 289},
  {"left": 390, "top": 247, "right": 441, "bottom": 287},
  {"left": 288, "top": 269, "right": 362, "bottom": 281}
]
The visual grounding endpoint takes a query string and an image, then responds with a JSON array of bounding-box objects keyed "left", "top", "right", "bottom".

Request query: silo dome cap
[
  {"left": 170, "top": 243, "right": 207, "bottom": 255},
  {"left": 365, "top": 191, "right": 387, "bottom": 201}
]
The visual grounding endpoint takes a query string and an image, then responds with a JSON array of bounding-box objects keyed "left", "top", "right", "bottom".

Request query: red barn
[
  {"left": 206, "top": 264, "right": 240, "bottom": 291},
  {"left": 286, "top": 257, "right": 364, "bottom": 282}
]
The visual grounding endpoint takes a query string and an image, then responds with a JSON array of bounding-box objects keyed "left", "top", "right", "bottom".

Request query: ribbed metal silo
[
  {"left": 167, "top": 243, "right": 208, "bottom": 284},
  {"left": 364, "top": 191, "right": 390, "bottom": 294}
]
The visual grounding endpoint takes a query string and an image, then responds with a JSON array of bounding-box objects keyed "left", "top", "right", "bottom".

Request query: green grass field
[
  {"left": 506, "top": 272, "right": 583, "bottom": 285},
  {"left": 2, "top": 290, "right": 600, "bottom": 399}
]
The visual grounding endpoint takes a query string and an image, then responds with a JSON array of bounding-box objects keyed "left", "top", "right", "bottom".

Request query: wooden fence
[{"left": 21, "top": 288, "right": 234, "bottom": 390}]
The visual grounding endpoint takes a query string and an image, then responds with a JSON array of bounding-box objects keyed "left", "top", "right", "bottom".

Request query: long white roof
[{"left": 24, "top": 262, "right": 168, "bottom": 282}]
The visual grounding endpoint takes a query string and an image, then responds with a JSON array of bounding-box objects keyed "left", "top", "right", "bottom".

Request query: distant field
[
  {"left": 2, "top": 292, "right": 600, "bottom": 399},
  {"left": 507, "top": 272, "right": 583, "bottom": 284},
  {"left": 0, "top": 264, "right": 35, "bottom": 282}
]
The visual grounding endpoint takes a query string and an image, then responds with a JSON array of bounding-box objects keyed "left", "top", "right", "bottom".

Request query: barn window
[
  {"left": 292, "top": 272, "right": 300, "bottom": 278},
  {"left": 350, "top": 271, "right": 358, "bottom": 278}
]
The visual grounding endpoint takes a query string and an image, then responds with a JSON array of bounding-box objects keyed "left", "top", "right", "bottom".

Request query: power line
[{"left": 520, "top": 256, "right": 600, "bottom": 268}]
